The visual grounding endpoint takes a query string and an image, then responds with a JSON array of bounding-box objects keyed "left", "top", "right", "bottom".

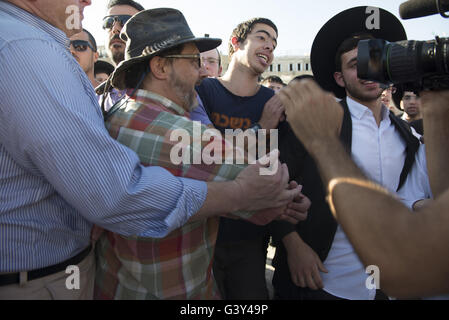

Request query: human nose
[
  {"left": 111, "top": 19, "right": 122, "bottom": 34},
  {"left": 199, "top": 63, "right": 208, "bottom": 78}
]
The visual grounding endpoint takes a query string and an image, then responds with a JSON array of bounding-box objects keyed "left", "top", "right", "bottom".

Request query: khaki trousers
[{"left": 0, "top": 248, "right": 95, "bottom": 300}]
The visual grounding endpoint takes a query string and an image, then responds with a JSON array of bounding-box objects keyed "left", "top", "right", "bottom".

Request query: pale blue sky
[{"left": 83, "top": 0, "right": 448, "bottom": 56}]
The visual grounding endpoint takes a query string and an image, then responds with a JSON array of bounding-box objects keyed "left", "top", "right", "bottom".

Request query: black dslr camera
[{"left": 357, "top": 37, "right": 449, "bottom": 90}]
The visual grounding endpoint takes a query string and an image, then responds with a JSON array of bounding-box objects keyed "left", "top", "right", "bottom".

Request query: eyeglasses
[
  {"left": 70, "top": 40, "right": 95, "bottom": 52},
  {"left": 163, "top": 54, "right": 202, "bottom": 68},
  {"left": 102, "top": 15, "right": 132, "bottom": 30},
  {"left": 201, "top": 57, "right": 220, "bottom": 65}
]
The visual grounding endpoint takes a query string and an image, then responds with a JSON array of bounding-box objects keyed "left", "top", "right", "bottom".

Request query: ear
[
  {"left": 333, "top": 71, "right": 345, "bottom": 89},
  {"left": 231, "top": 36, "right": 240, "bottom": 52},
  {"left": 93, "top": 52, "right": 99, "bottom": 63},
  {"left": 218, "top": 66, "right": 223, "bottom": 77},
  {"left": 150, "top": 56, "right": 170, "bottom": 80}
]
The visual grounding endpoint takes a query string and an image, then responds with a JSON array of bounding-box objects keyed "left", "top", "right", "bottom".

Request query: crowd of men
[{"left": 1, "top": 0, "right": 448, "bottom": 301}]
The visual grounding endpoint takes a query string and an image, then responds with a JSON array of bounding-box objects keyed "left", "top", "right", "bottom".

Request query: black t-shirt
[{"left": 196, "top": 78, "right": 274, "bottom": 242}]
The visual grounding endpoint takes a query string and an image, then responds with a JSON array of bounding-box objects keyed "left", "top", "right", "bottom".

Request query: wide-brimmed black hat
[
  {"left": 311, "top": 6, "right": 407, "bottom": 99},
  {"left": 111, "top": 8, "right": 221, "bottom": 89}
]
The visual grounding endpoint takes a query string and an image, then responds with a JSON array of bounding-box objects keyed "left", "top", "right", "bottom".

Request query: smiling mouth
[
  {"left": 256, "top": 54, "right": 269, "bottom": 64},
  {"left": 361, "top": 80, "right": 379, "bottom": 87}
]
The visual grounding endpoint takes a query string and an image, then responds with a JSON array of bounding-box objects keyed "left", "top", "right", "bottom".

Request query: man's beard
[
  {"left": 111, "top": 51, "right": 124, "bottom": 65},
  {"left": 108, "top": 35, "right": 125, "bottom": 65},
  {"left": 169, "top": 71, "right": 198, "bottom": 112}
]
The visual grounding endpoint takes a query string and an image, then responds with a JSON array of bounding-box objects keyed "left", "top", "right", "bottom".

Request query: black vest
[{"left": 276, "top": 99, "right": 420, "bottom": 261}]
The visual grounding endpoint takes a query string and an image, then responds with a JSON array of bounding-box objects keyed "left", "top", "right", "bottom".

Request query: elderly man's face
[
  {"left": 104, "top": 5, "right": 140, "bottom": 65},
  {"left": 167, "top": 43, "right": 202, "bottom": 112},
  {"left": 31, "top": 0, "right": 91, "bottom": 37}
]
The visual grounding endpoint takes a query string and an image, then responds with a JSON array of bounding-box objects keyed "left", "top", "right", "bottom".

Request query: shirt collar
[
  {"left": 346, "top": 96, "right": 390, "bottom": 122},
  {"left": 0, "top": 1, "right": 70, "bottom": 48},
  {"left": 128, "top": 89, "right": 188, "bottom": 117}
]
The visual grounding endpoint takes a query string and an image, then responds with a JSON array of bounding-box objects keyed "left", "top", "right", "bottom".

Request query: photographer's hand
[{"left": 278, "top": 79, "right": 343, "bottom": 157}]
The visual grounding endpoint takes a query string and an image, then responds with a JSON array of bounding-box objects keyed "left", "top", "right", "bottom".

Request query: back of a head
[
  {"left": 291, "top": 74, "right": 314, "bottom": 84},
  {"left": 228, "top": 17, "right": 278, "bottom": 57},
  {"left": 107, "top": 0, "right": 144, "bottom": 11}
]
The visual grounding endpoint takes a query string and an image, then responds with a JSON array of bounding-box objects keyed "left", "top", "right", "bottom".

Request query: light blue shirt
[
  {"left": 191, "top": 95, "right": 212, "bottom": 126},
  {"left": 0, "top": 2, "right": 207, "bottom": 272}
]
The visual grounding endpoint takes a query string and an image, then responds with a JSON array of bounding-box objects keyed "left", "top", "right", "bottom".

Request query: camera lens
[
  {"left": 388, "top": 40, "right": 439, "bottom": 83},
  {"left": 358, "top": 38, "right": 449, "bottom": 90}
]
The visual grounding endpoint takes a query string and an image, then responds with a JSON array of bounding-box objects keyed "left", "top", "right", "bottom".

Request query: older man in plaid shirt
[{"left": 93, "top": 9, "right": 310, "bottom": 300}]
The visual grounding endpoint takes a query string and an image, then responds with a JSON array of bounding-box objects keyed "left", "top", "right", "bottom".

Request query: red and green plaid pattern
[{"left": 94, "top": 90, "right": 249, "bottom": 300}]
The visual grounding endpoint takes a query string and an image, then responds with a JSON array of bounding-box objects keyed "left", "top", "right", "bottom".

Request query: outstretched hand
[{"left": 279, "top": 79, "right": 343, "bottom": 154}]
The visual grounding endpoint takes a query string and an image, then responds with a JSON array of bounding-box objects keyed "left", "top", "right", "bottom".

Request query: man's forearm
[
  {"left": 421, "top": 90, "right": 449, "bottom": 197},
  {"left": 280, "top": 80, "right": 449, "bottom": 297},
  {"left": 190, "top": 181, "right": 241, "bottom": 222}
]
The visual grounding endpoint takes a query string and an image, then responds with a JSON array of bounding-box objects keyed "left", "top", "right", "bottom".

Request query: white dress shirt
[{"left": 321, "top": 97, "right": 430, "bottom": 300}]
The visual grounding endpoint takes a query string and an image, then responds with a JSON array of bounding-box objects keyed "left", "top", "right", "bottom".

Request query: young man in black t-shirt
[{"left": 196, "top": 17, "right": 287, "bottom": 300}]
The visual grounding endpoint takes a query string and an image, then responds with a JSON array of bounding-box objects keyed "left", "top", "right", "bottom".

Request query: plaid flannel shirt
[{"left": 94, "top": 90, "right": 253, "bottom": 300}]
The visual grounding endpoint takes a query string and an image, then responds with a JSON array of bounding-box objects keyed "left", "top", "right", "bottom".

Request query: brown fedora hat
[
  {"left": 111, "top": 8, "right": 221, "bottom": 90},
  {"left": 311, "top": 6, "right": 407, "bottom": 99}
]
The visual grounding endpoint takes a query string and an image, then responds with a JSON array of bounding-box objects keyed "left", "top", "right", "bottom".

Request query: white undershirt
[{"left": 321, "top": 97, "right": 430, "bottom": 300}]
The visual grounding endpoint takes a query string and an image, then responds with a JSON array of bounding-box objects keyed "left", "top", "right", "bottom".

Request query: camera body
[{"left": 357, "top": 36, "right": 449, "bottom": 91}]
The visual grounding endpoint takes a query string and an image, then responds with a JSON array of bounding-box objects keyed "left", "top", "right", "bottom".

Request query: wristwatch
[{"left": 249, "top": 122, "right": 262, "bottom": 134}]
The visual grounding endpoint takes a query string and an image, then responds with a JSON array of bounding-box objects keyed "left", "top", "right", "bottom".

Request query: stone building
[{"left": 220, "top": 54, "right": 312, "bottom": 84}]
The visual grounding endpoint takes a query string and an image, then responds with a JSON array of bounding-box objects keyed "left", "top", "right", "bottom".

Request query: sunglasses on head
[
  {"left": 70, "top": 40, "right": 95, "bottom": 52},
  {"left": 102, "top": 15, "right": 132, "bottom": 30}
]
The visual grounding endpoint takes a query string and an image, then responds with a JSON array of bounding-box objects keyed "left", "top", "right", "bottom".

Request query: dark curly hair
[{"left": 228, "top": 18, "right": 278, "bottom": 57}]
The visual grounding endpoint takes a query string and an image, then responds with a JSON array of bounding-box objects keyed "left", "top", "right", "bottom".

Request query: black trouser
[{"left": 213, "top": 236, "right": 270, "bottom": 300}]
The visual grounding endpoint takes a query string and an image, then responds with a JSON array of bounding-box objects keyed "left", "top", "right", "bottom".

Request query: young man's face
[
  {"left": 104, "top": 5, "right": 140, "bottom": 65},
  {"left": 401, "top": 91, "right": 421, "bottom": 117},
  {"left": 200, "top": 49, "right": 222, "bottom": 78},
  {"left": 70, "top": 31, "right": 98, "bottom": 75},
  {"left": 263, "top": 81, "right": 284, "bottom": 93},
  {"left": 95, "top": 72, "right": 109, "bottom": 84},
  {"left": 334, "top": 47, "right": 383, "bottom": 103},
  {"left": 233, "top": 23, "right": 277, "bottom": 75}
]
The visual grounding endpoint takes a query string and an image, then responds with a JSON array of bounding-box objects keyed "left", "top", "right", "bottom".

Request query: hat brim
[
  {"left": 94, "top": 60, "right": 115, "bottom": 75},
  {"left": 311, "top": 6, "right": 407, "bottom": 99},
  {"left": 111, "top": 37, "right": 221, "bottom": 90}
]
